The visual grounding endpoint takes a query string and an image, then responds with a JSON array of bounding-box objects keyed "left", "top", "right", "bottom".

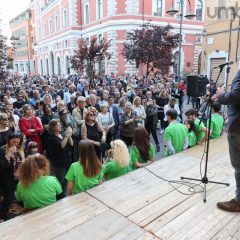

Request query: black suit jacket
[{"left": 218, "top": 70, "right": 240, "bottom": 133}]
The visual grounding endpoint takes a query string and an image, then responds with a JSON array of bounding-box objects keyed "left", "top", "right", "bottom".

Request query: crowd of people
[{"left": 0, "top": 74, "right": 225, "bottom": 222}]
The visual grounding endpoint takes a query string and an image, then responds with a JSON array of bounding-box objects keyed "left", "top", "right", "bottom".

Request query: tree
[
  {"left": 0, "top": 34, "right": 8, "bottom": 79},
  {"left": 123, "top": 23, "right": 179, "bottom": 76},
  {"left": 70, "top": 36, "right": 111, "bottom": 88}
]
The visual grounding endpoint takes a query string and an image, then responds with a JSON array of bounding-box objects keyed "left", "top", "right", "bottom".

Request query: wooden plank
[
  {"left": 87, "top": 168, "right": 175, "bottom": 217},
  {"left": 0, "top": 193, "right": 109, "bottom": 240},
  {"left": 53, "top": 209, "right": 150, "bottom": 240},
  {"left": 145, "top": 178, "right": 235, "bottom": 240},
  {"left": 211, "top": 214, "right": 240, "bottom": 240},
  {"left": 131, "top": 163, "right": 233, "bottom": 228}
]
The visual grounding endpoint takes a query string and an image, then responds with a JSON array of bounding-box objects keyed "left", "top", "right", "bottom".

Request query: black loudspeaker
[{"left": 187, "top": 75, "right": 207, "bottom": 97}]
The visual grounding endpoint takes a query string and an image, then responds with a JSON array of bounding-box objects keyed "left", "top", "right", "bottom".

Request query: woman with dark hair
[
  {"left": 65, "top": 140, "right": 103, "bottom": 195},
  {"left": 81, "top": 111, "right": 106, "bottom": 160},
  {"left": 130, "top": 126, "right": 155, "bottom": 170},
  {"left": 184, "top": 120, "right": 197, "bottom": 148},
  {"left": 0, "top": 113, "right": 13, "bottom": 148},
  {"left": 16, "top": 154, "right": 62, "bottom": 210},
  {"left": 19, "top": 104, "right": 43, "bottom": 153},
  {"left": 0, "top": 132, "right": 24, "bottom": 222},
  {"left": 41, "top": 103, "right": 54, "bottom": 155},
  {"left": 48, "top": 119, "right": 73, "bottom": 196}
]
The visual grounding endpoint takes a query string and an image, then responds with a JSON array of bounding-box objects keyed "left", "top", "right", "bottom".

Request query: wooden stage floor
[{"left": 0, "top": 135, "right": 239, "bottom": 240}]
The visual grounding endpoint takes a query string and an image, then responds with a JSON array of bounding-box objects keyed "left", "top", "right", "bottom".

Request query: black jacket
[{"left": 218, "top": 70, "right": 240, "bottom": 133}]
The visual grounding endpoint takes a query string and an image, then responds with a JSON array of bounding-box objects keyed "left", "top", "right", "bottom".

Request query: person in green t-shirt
[
  {"left": 103, "top": 140, "right": 130, "bottom": 180},
  {"left": 130, "top": 126, "right": 155, "bottom": 170},
  {"left": 164, "top": 109, "right": 188, "bottom": 156},
  {"left": 207, "top": 102, "right": 224, "bottom": 138},
  {"left": 184, "top": 120, "right": 197, "bottom": 148},
  {"left": 185, "top": 108, "right": 207, "bottom": 144},
  {"left": 16, "top": 154, "right": 62, "bottom": 209},
  {"left": 65, "top": 140, "right": 103, "bottom": 195}
]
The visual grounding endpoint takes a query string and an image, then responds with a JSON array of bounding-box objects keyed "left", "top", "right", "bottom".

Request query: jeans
[
  {"left": 227, "top": 133, "right": 240, "bottom": 201},
  {"left": 53, "top": 167, "right": 68, "bottom": 197}
]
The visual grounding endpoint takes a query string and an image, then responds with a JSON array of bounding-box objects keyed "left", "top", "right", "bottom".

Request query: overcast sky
[{"left": 0, "top": 0, "right": 30, "bottom": 38}]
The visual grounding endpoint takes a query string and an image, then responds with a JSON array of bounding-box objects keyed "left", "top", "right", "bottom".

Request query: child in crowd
[
  {"left": 184, "top": 120, "right": 197, "bottom": 148},
  {"left": 27, "top": 142, "right": 39, "bottom": 156},
  {"left": 185, "top": 108, "right": 207, "bottom": 144},
  {"left": 207, "top": 102, "right": 224, "bottom": 139},
  {"left": 65, "top": 140, "right": 103, "bottom": 195},
  {"left": 164, "top": 109, "right": 188, "bottom": 156}
]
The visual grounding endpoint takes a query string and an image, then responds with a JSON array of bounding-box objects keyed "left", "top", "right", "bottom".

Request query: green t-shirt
[
  {"left": 130, "top": 143, "right": 155, "bottom": 170},
  {"left": 65, "top": 162, "right": 103, "bottom": 194},
  {"left": 194, "top": 118, "right": 206, "bottom": 142},
  {"left": 103, "top": 161, "right": 129, "bottom": 180},
  {"left": 164, "top": 121, "right": 188, "bottom": 156},
  {"left": 188, "top": 130, "right": 197, "bottom": 147},
  {"left": 207, "top": 114, "right": 224, "bottom": 138},
  {"left": 16, "top": 176, "right": 62, "bottom": 209}
]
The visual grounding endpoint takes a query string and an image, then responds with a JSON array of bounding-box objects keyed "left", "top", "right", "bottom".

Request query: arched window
[
  {"left": 153, "top": 0, "right": 163, "bottom": 16},
  {"left": 97, "top": 0, "right": 103, "bottom": 19},
  {"left": 196, "top": 0, "right": 203, "bottom": 21},
  {"left": 85, "top": 4, "right": 90, "bottom": 24},
  {"left": 175, "top": 0, "right": 184, "bottom": 18}
]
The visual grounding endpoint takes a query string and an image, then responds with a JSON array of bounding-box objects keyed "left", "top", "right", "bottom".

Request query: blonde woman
[
  {"left": 132, "top": 96, "right": 146, "bottom": 126},
  {"left": 103, "top": 140, "right": 130, "bottom": 180}
]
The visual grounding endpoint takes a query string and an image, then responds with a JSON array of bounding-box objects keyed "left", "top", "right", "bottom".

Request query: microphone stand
[{"left": 181, "top": 65, "right": 230, "bottom": 203}]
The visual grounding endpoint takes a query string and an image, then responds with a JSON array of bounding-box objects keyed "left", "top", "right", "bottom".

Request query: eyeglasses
[{"left": 1, "top": 118, "right": 9, "bottom": 121}]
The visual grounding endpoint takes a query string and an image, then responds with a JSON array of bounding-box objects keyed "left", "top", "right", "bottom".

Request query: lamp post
[
  {"left": 11, "top": 33, "right": 30, "bottom": 74},
  {"left": 166, "top": 0, "right": 196, "bottom": 81}
]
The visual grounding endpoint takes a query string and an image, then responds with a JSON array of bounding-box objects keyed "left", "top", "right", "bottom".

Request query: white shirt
[{"left": 164, "top": 104, "right": 181, "bottom": 121}]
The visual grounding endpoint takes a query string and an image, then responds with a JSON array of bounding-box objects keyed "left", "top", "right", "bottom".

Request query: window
[
  {"left": 196, "top": 0, "right": 203, "bottom": 21},
  {"left": 48, "top": 19, "right": 52, "bottom": 34},
  {"left": 175, "top": 0, "right": 184, "bottom": 18},
  {"left": 86, "top": 37, "right": 90, "bottom": 44},
  {"left": 63, "top": 9, "right": 68, "bottom": 28},
  {"left": 97, "top": 0, "right": 103, "bottom": 19},
  {"left": 44, "top": 23, "right": 47, "bottom": 36},
  {"left": 153, "top": 0, "right": 163, "bottom": 16},
  {"left": 98, "top": 34, "right": 103, "bottom": 42},
  {"left": 85, "top": 4, "right": 90, "bottom": 24},
  {"left": 55, "top": 14, "right": 59, "bottom": 32}
]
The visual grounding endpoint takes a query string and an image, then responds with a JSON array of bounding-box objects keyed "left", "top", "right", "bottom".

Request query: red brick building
[{"left": 31, "top": 0, "right": 204, "bottom": 77}]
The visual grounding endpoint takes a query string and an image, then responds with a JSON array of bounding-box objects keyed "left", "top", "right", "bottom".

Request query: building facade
[
  {"left": 31, "top": 0, "right": 204, "bottom": 77},
  {"left": 201, "top": 0, "right": 240, "bottom": 86},
  {"left": 10, "top": 9, "right": 34, "bottom": 75}
]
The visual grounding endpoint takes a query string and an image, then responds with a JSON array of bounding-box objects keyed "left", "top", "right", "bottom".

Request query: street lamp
[
  {"left": 167, "top": 0, "right": 196, "bottom": 81},
  {"left": 11, "top": 33, "right": 30, "bottom": 74}
]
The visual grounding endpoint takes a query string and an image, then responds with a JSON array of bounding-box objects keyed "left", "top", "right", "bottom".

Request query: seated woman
[
  {"left": 0, "top": 132, "right": 24, "bottom": 222},
  {"left": 130, "top": 126, "right": 155, "bottom": 170},
  {"left": 184, "top": 120, "right": 197, "bottom": 148},
  {"left": 65, "top": 140, "right": 103, "bottom": 195},
  {"left": 103, "top": 140, "right": 130, "bottom": 180},
  {"left": 16, "top": 154, "right": 62, "bottom": 210}
]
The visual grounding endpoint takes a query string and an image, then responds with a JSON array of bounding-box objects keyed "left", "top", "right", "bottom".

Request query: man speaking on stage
[{"left": 215, "top": 70, "right": 240, "bottom": 212}]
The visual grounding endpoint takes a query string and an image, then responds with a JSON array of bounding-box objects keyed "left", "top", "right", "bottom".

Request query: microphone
[{"left": 213, "top": 61, "right": 234, "bottom": 69}]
